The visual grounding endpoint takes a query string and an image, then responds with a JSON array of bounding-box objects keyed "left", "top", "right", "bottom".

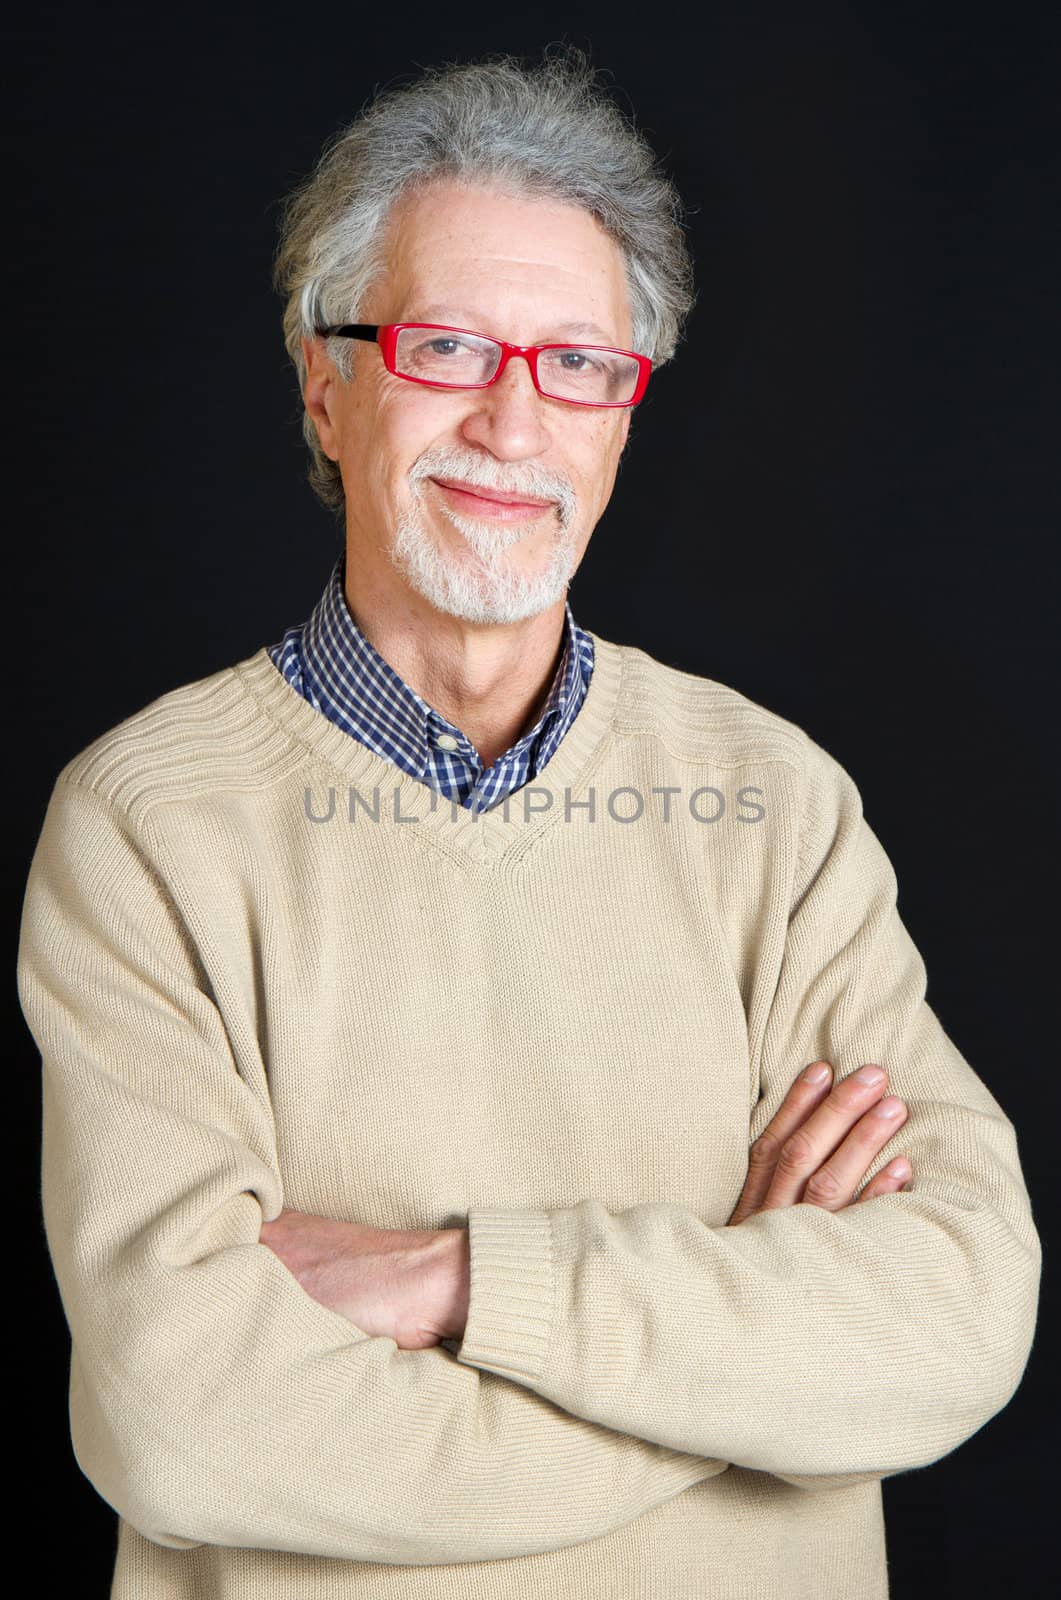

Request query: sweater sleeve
[
  {"left": 454, "top": 736, "right": 1042, "bottom": 1488},
  {"left": 17, "top": 776, "right": 726, "bottom": 1563}
]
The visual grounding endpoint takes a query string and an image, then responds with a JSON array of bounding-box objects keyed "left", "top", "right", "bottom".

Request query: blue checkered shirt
[{"left": 267, "top": 552, "right": 594, "bottom": 814}]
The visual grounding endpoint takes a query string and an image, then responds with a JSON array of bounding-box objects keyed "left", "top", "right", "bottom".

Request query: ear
[{"left": 301, "top": 335, "right": 343, "bottom": 462}]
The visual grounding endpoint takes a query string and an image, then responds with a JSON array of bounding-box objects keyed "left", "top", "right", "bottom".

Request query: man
[{"left": 17, "top": 50, "right": 1039, "bottom": 1600}]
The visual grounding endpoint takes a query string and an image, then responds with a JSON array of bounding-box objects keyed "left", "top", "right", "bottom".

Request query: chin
[{"left": 392, "top": 501, "right": 578, "bottom": 625}]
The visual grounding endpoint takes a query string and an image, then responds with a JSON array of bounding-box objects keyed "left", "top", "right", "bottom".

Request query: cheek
[
  {"left": 355, "top": 391, "right": 441, "bottom": 500},
  {"left": 578, "top": 419, "right": 627, "bottom": 501}
]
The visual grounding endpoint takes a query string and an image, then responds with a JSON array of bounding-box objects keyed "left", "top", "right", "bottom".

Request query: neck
[{"left": 342, "top": 573, "right": 568, "bottom": 769}]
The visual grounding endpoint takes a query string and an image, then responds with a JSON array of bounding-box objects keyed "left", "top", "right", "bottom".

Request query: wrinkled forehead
[{"left": 370, "top": 179, "right": 634, "bottom": 347}]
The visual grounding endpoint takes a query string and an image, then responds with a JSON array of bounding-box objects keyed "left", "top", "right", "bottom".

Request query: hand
[
  {"left": 727, "top": 1061, "right": 912, "bottom": 1226},
  {"left": 259, "top": 1209, "right": 470, "bottom": 1350}
]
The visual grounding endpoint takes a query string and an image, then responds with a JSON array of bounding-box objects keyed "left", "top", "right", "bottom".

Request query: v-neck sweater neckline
[{"left": 232, "top": 630, "right": 626, "bottom": 864}]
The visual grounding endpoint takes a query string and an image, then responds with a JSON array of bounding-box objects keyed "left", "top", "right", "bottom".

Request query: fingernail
[
  {"left": 802, "top": 1062, "right": 831, "bottom": 1084},
  {"left": 874, "top": 1096, "right": 905, "bottom": 1118},
  {"left": 855, "top": 1064, "right": 885, "bottom": 1085},
  {"left": 887, "top": 1161, "right": 910, "bottom": 1180}
]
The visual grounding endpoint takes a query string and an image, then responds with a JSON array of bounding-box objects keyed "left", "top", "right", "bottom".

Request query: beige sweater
[{"left": 17, "top": 633, "right": 1040, "bottom": 1599}]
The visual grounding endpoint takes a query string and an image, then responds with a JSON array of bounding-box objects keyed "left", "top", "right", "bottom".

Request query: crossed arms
[
  {"left": 257, "top": 1055, "right": 919, "bottom": 1350},
  {"left": 17, "top": 747, "right": 1042, "bottom": 1564}
]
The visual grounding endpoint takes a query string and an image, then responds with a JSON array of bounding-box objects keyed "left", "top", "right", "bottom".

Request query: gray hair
[{"left": 272, "top": 47, "right": 697, "bottom": 519}]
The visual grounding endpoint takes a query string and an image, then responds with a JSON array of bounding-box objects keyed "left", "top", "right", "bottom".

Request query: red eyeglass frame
[{"left": 314, "top": 321, "right": 653, "bottom": 408}]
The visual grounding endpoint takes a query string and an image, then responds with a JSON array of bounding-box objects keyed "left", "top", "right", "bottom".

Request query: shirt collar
[{"left": 298, "top": 551, "right": 586, "bottom": 780}]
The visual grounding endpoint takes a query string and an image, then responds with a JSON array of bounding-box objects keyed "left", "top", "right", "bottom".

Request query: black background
[{"left": 11, "top": 1, "right": 1058, "bottom": 1592}]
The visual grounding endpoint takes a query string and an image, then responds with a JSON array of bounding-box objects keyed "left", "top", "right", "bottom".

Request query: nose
[{"left": 458, "top": 351, "right": 552, "bottom": 460}]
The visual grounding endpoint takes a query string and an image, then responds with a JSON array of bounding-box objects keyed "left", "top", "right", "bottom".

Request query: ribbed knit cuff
[{"left": 454, "top": 1208, "right": 555, "bottom": 1383}]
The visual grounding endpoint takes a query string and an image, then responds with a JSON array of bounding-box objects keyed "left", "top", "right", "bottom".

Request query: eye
[{"left": 425, "top": 337, "right": 464, "bottom": 355}]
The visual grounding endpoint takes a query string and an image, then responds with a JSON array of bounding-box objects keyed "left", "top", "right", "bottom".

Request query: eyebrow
[{"left": 406, "top": 307, "right": 618, "bottom": 344}]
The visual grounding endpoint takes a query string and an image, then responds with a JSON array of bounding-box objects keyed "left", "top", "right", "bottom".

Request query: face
[{"left": 302, "top": 179, "right": 636, "bottom": 627}]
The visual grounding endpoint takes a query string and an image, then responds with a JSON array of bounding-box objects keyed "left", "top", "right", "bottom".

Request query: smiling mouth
[{"left": 429, "top": 477, "right": 556, "bottom": 518}]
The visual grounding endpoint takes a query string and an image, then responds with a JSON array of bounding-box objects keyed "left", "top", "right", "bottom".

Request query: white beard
[{"left": 390, "top": 497, "right": 580, "bottom": 626}]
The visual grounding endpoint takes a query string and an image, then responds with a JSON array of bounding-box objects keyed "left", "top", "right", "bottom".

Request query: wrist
[{"left": 436, "top": 1226, "right": 470, "bottom": 1341}]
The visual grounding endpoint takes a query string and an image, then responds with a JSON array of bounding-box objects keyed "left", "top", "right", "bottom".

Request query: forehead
[{"left": 372, "top": 179, "right": 633, "bottom": 345}]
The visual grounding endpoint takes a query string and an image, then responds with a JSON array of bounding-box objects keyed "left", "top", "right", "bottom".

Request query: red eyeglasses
[{"left": 314, "top": 322, "right": 652, "bottom": 408}]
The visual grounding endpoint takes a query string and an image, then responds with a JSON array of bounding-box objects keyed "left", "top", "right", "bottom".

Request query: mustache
[{"left": 407, "top": 445, "right": 577, "bottom": 527}]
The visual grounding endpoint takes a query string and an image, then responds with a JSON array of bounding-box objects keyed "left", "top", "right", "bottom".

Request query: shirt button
[{"left": 436, "top": 733, "right": 459, "bottom": 751}]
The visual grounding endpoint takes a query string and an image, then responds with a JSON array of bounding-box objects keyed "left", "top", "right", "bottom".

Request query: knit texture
[{"left": 17, "top": 631, "right": 1041, "bottom": 1600}]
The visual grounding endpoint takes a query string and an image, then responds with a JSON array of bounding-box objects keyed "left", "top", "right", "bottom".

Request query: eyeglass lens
[{"left": 394, "top": 326, "right": 640, "bottom": 404}]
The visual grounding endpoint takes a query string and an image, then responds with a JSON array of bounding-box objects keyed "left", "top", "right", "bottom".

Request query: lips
[{"left": 430, "top": 477, "right": 554, "bottom": 509}]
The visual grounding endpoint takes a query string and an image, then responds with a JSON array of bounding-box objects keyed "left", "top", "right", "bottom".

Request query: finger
[
  {"left": 799, "top": 1098, "right": 911, "bottom": 1212},
  {"left": 728, "top": 1062, "right": 835, "bottom": 1226},
  {"left": 855, "top": 1160, "right": 913, "bottom": 1203},
  {"left": 759, "top": 1065, "right": 894, "bottom": 1210}
]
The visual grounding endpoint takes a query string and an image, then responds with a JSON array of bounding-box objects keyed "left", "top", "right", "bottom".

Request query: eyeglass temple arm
[{"left": 314, "top": 324, "right": 379, "bottom": 340}]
